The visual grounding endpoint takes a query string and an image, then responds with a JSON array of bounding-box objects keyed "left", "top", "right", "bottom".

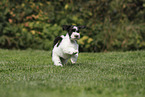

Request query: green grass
[{"left": 0, "top": 49, "right": 145, "bottom": 97}]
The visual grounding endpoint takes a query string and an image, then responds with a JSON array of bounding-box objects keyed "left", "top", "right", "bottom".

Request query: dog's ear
[
  {"left": 62, "top": 25, "right": 72, "bottom": 31},
  {"left": 78, "top": 26, "right": 86, "bottom": 29}
]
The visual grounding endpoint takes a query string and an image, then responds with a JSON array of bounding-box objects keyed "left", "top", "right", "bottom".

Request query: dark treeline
[{"left": 0, "top": 0, "right": 145, "bottom": 52}]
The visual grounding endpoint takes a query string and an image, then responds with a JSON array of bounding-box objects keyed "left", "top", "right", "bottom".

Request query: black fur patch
[
  {"left": 53, "top": 36, "right": 63, "bottom": 47},
  {"left": 62, "top": 25, "right": 73, "bottom": 37},
  {"left": 62, "top": 25, "right": 72, "bottom": 31}
]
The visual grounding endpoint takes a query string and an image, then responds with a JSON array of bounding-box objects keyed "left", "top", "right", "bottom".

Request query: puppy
[{"left": 52, "top": 25, "right": 86, "bottom": 66}]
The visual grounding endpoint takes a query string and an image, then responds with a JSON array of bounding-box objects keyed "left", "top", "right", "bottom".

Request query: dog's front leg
[
  {"left": 52, "top": 54, "right": 63, "bottom": 67},
  {"left": 63, "top": 48, "right": 78, "bottom": 55},
  {"left": 71, "top": 53, "right": 78, "bottom": 64}
]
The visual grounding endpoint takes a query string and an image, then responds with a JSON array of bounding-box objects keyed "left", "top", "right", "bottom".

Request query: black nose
[{"left": 74, "top": 35, "right": 78, "bottom": 38}]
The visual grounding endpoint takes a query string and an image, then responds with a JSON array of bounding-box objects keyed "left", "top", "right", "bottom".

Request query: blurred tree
[{"left": 0, "top": 0, "right": 145, "bottom": 51}]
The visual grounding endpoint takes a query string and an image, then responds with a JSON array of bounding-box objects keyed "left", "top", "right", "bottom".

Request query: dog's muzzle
[
  {"left": 71, "top": 32, "right": 80, "bottom": 40},
  {"left": 74, "top": 35, "right": 79, "bottom": 38}
]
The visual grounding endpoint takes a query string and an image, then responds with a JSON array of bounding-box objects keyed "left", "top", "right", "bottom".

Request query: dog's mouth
[
  {"left": 75, "top": 37, "right": 80, "bottom": 39},
  {"left": 70, "top": 32, "right": 80, "bottom": 40},
  {"left": 71, "top": 37, "right": 80, "bottom": 40},
  {"left": 71, "top": 35, "right": 80, "bottom": 40}
]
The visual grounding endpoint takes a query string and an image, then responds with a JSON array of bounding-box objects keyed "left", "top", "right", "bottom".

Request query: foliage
[
  {"left": 0, "top": 0, "right": 145, "bottom": 52},
  {"left": 0, "top": 49, "right": 145, "bottom": 97}
]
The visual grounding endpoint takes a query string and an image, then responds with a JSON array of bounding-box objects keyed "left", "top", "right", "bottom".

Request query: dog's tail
[{"left": 53, "top": 35, "right": 64, "bottom": 47}]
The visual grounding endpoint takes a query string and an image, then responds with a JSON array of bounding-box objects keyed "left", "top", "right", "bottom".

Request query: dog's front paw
[
  {"left": 72, "top": 50, "right": 78, "bottom": 55},
  {"left": 71, "top": 61, "right": 76, "bottom": 64},
  {"left": 54, "top": 64, "right": 63, "bottom": 67}
]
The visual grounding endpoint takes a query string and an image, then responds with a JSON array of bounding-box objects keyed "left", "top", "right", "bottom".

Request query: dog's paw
[
  {"left": 72, "top": 50, "right": 78, "bottom": 55},
  {"left": 71, "top": 61, "right": 76, "bottom": 64},
  {"left": 54, "top": 64, "right": 63, "bottom": 67}
]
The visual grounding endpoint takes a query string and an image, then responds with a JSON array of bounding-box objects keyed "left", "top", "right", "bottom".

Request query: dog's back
[{"left": 53, "top": 36, "right": 63, "bottom": 47}]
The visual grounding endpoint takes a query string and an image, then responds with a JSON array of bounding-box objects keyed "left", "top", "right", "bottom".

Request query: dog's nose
[{"left": 74, "top": 35, "right": 79, "bottom": 38}]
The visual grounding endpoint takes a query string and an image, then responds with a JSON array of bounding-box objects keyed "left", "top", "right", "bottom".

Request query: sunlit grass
[{"left": 0, "top": 49, "right": 145, "bottom": 97}]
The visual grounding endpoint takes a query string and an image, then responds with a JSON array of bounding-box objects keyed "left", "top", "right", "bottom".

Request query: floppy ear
[
  {"left": 62, "top": 25, "right": 72, "bottom": 31},
  {"left": 78, "top": 26, "right": 86, "bottom": 29}
]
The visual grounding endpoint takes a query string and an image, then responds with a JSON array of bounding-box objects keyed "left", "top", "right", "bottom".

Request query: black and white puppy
[{"left": 52, "top": 25, "right": 86, "bottom": 66}]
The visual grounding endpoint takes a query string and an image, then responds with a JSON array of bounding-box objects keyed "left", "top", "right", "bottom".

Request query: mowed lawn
[{"left": 0, "top": 49, "right": 145, "bottom": 97}]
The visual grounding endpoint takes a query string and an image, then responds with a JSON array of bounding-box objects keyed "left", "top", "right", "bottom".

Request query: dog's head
[{"left": 62, "top": 25, "right": 86, "bottom": 40}]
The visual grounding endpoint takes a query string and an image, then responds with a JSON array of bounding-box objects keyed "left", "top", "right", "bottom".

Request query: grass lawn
[{"left": 0, "top": 49, "right": 145, "bottom": 97}]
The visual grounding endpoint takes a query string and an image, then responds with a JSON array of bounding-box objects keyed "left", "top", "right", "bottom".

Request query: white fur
[
  {"left": 73, "top": 26, "right": 78, "bottom": 31},
  {"left": 70, "top": 32, "right": 80, "bottom": 40},
  {"left": 70, "top": 26, "right": 80, "bottom": 40},
  {"left": 52, "top": 33, "right": 79, "bottom": 67}
]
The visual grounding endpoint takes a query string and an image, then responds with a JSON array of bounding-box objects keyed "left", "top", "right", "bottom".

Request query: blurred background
[{"left": 0, "top": 0, "right": 145, "bottom": 52}]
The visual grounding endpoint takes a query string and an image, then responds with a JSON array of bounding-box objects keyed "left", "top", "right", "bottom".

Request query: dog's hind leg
[{"left": 71, "top": 53, "right": 78, "bottom": 64}]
